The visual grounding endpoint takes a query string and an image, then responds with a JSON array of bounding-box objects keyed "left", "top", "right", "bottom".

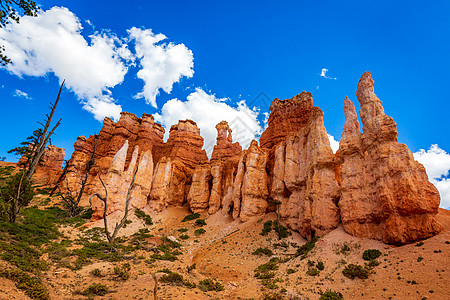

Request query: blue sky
[{"left": 1, "top": 1, "right": 449, "bottom": 207}]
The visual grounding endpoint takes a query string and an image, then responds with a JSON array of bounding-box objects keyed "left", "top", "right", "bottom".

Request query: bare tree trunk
[
  {"left": 57, "top": 135, "right": 98, "bottom": 216},
  {"left": 49, "top": 160, "right": 71, "bottom": 197},
  {"left": 90, "top": 164, "right": 139, "bottom": 244},
  {"left": 153, "top": 273, "right": 158, "bottom": 300},
  {"left": 9, "top": 172, "right": 25, "bottom": 223},
  {"left": 27, "top": 80, "right": 64, "bottom": 181}
]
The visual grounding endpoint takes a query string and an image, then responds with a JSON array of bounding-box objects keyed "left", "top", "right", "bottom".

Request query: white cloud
[
  {"left": 327, "top": 134, "right": 339, "bottom": 153},
  {"left": 433, "top": 178, "right": 450, "bottom": 209},
  {"left": 13, "top": 89, "right": 31, "bottom": 100},
  {"left": 82, "top": 95, "right": 122, "bottom": 122},
  {"left": 0, "top": 6, "right": 130, "bottom": 121},
  {"left": 154, "top": 88, "right": 262, "bottom": 156},
  {"left": 414, "top": 144, "right": 450, "bottom": 209},
  {"left": 129, "top": 27, "right": 194, "bottom": 108},
  {"left": 320, "top": 68, "right": 337, "bottom": 80},
  {"left": 0, "top": 7, "right": 194, "bottom": 122}
]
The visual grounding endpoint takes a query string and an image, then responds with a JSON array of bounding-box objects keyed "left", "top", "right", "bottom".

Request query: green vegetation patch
[
  {"left": 295, "top": 237, "right": 318, "bottom": 259},
  {"left": 195, "top": 219, "right": 207, "bottom": 226},
  {"left": 342, "top": 264, "right": 369, "bottom": 279},
  {"left": 306, "top": 267, "right": 320, "bottom": 276},
  {"left": 159, "top": 270, "right": 196, "bottom": 288},
  {"left": 182, "top": 213, "right": 200, "bottom": 222},
  {"left": 0, "top": 268, "right": 50, "bottom": 300},
  {"left": 362, "top": 249, "right": 382, "bottom": 261},
  {"left": 134, "top": 208, "right": 153, "bottom": 225},
  {"left": 198, "top": 278, "right": 224, "bottom": 292},
  {"left": 320, "top": 289, "right": 344, "bottom": 300},
  {"left": 80, "top": 283, "right": 109, "bottom": 297},
  {"left": 194, "top": 228, "right": 206, "bottom": 236},
  {"left": 252, "top": 247, "right": 273, "bottom": 257}
]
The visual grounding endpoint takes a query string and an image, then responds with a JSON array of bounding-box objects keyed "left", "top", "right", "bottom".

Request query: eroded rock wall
[
  {"left": 338, "top": 72, "right": 441, "bottom": 244},
  {"left": 60, "top": 71, "right": 441, "bottom": 245}
]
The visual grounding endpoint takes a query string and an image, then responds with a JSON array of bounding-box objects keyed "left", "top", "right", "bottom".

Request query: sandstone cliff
[
  {"left": 59, "top": 72, "right": 441, "bottom": 245},
  {"left": 19, "top": 145, "right": 65, "bottom": 185},
  {"left": 337, "top": 72, "right": 441, "bottom": 244}
]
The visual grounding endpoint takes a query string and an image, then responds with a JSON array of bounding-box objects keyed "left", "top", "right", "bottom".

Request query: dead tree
[
  {"left": 55, "top": 135, "right": 98, "bottom": 216},
  {"left": 26, "top": 80, "right": 64, "bottom": 181},
  {"left": 89, "top": 165, "right": 138, "bottom": 244}
]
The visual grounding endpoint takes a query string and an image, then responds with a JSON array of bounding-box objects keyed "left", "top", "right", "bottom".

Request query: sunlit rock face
[
  {"left": 60, "top": 72, "right": 441, "bottom": 245},
  {"left": 263, "top": 93, "right": 340, "bottom": 240},
  {"left": 337, "top": 72, "right": 441, "bottom": 245},
  {"left": 208, "top": 121, "right": 242, "bottom": 214},
  {"left": 20, "top": 145, "right": 65, "bottom": 185}
]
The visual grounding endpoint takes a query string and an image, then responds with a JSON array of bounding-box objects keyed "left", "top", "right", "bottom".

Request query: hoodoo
[{"left": 55, "top": 72, "right": 441, "bottom": 245}]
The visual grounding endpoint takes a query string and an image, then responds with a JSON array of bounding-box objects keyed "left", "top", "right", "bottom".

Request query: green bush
[
  {"left": 182, "top": 213, "right": 200, "bottom": 222},
  {"left": 179, "top": 234, "right": 189, "bottom": 240},
  {"left": 0, "top": 171, "right": 35, "bottom": 223},
  {"left": 260, "top": 220, "right": 273, "bottom": 236},
  {"left": 365, "top": 259, "right": 380, "bottom": 268},
  {"left": 273, "top": 220, "right": 291, "bottom": 238},
  {"left": 151, "top": 252, "right": 178, "bottom": 262},
  {"left": 134, "top": 208, "right": 153, "bottom": 225},
  {"left": 91, "top": 268, "right": 101, "bottom": 277},
  {"left": 306, "top": 267, "right": 320, "bottom": 276},
  {"left": 195, "top": 219, "right": 206, "bottom": 226},
  {"left": 194, "top": 228, "right": 206, "bottom": 236},
  {"left": 255, "top": 271, "right": 275, "bottom": 279},
  {"left": 342, "top": 264, "right": 369, "bottom": 279},
  {"left": 320, "top": 289, "right": 344, "bottom": 300},
  {"left": 178, "top": 228, "right": 188, "bottom": 233},
  {"left": 198, "top": 278, "right": 224, "bottom": 292},
  {"left": 295, "top": 237, "right": 318, "bottom": 259},
  {"left": 160, "top": 272, "right": 184, "bottom": 285},
  {"left": 114, "top": 263, "right": 131, "bottom": 280},
  {"left": 255, "top": 259, "right": 279, "bottom": 273},
  {"left": 81, "top": 283, "right": 109, "bottom": 296},
  {"left": 0, "top": 269, "right": 50, "bottom": 300},
  {"left": 252, "top": 247, "right": 273, "bottom": 256},
  {"left": 316, "top": 261, "right": 325, "bottom": 270},
  {"left": 362, "top": 249, "right": 382, "bottom": 261},
  {"left": 187, "top": 263, "right": 196, "bottom": 273},
  {"left": 286, "top": 268, "right": 296, "bottom": 274}
]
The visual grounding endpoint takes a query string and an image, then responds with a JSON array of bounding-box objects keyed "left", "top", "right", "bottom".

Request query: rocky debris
[{"left": 337, "top": 72, "right": 441, "bottom": 244}]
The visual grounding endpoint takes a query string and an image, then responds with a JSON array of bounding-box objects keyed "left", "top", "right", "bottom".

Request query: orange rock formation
[{"left": 59, "top": 72, "right": 441, "bottom": 244}]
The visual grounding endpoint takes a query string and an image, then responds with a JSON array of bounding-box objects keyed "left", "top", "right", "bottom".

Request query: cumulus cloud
[
  {"left": 154, "top": 88, "right": 262, "bottom": 156},
  {"left": 320, "top": 68, "right": 337, "bottom": 80},
  {"left": 0, "top": 6, "right": 130, "bottom": 121},
  {"left": 327, "top": 134, "right": 339, "bottom": 153},
  {"left": 0, "top": 7, "right": 195, "bottom": 121},
  {"left": 414, "top": 144, "right": 450, "bottom": 209},
  {"left": 129, "top": 27, "right": 194, "bottom": 108},
  {"left": 13, "top": 89, "right": 32, "bottom": 100},
  {"left": 82, "top": 95, "right": 122, "bottom": 122}
]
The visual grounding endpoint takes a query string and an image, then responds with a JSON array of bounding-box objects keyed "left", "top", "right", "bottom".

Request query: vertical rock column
[{"left": 338, "top": 72, "right": 441, "bottom": 244}]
